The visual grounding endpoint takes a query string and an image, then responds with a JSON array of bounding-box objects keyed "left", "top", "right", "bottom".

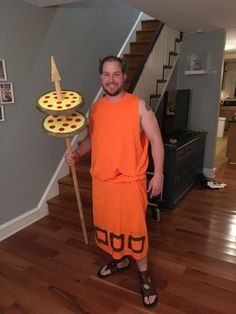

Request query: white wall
[{"left": 177, "top": 30, "right": 226, "bottom": 176}]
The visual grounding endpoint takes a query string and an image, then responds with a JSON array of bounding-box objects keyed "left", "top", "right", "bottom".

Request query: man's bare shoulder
[{"left": 139, "top": 98, "right": 153, "bottom": 115}]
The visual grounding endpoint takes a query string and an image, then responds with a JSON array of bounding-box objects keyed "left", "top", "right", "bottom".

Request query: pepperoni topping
[
  {"left": 48, "top": 119, "right": 54, "bottom": 123},
  {"left": 63, "top": 123, "right": 69, "bottom": 127},
  {"left": 71, "top": 125, "right": 76, "bottom": 129},
  {"left": 75, "top": 119, "right": 81, "bottom": 122},
  {"left": 49, "top": 125, "right": 55, "bottom": 129},
  {"left": 57, "top": 106, "right": 63, "bottom": 109},
  {"left": 59, "top": 127, "right": 65, "bottom": 131}
]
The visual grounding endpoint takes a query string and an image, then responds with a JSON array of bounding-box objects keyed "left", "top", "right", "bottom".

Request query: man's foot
[
  {"left": 139, "top": 271, "right": 158, "bottom": 308},
  {"left": 97, "top": 256, "right": 130, "bottom": 278}
]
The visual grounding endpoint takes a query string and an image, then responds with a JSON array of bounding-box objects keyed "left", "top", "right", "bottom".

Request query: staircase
[
  {"left": 152, "top": 36, "right": 182, "bottom": 106},
  {"left": 124, "top": 19, "right": 163, "bottom": 91},
  {"left": 47, "top": 154, "right": 93, "bottom": 226},
  {"left": 46, "top": 21, "right": 182, "bottom": 227}
]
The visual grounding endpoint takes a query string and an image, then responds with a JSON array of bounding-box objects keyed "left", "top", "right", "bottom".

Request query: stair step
[
  {"left": 162, "top": 65, "right": 173, "bottom": 80},
  {"left": 141, "top": 19, "right": 160, "bottom": 31},
  {"left": 58, "top": 174, "right": 92, "bottom": 199},
  {"left": 130, "top": 42, "right": 149, "bottom": 54},
  {"left": 150, "top": 94, "right": 161, "bottom": 99},
  {"left": 156, "top": 79, "right": 167, "bottom": 94},
  {"left": 47, "top": 195, "right": 93, "bottom": 226},
  {"left": 126, "top": 66, "right": 138, "bottom": 82},
  {"left": 169, "top": 51, "right": 178, "bottom": 66},
  {"left": 169, "top": 51, "right": 178, "bottom": 56},
  {"left": 136, "top": 30, "right": 155, "bottom": 42},
  {"left": 157, "top": 79, "right": 167, "bottom": 83},
  {"left": 175, "top": 38, "right": 182, "bottom": 43},
  {"left": 124, "top": 80, "right": 132, "bottom": 91},
  {"left": 124, "top": 53, "right": 143, "bottom": 67}
]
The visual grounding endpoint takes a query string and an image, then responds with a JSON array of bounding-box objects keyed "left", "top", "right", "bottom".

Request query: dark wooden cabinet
[{"left": 163, "top": 132, "right": 206, "bottom": 209}]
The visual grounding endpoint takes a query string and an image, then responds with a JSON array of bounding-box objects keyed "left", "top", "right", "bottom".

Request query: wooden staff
[{"left": 51, "top": 56, "right": 88, "bottom": 245}]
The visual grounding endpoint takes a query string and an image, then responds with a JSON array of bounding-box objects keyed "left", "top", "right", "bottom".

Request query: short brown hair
[{"left": 98, "top": 55, "right": 128, "bottom": 74}]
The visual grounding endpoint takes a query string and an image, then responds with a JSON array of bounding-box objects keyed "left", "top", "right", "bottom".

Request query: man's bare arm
[{"left": 139, "top": 99, "right": 164, "bottom": 197}]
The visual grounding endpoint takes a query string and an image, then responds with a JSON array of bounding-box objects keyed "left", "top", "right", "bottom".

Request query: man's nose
[{"left": 108, "top": 76, "right": 115, "bottom": 82}]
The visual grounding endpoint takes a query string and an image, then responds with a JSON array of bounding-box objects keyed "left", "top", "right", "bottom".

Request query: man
[{"left": 66, "top": 55, "right": 164, "bottom": 308}]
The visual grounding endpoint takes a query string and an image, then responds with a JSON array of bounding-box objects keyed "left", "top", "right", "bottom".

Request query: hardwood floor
[{"left": 0, "top": 163, "right": 236, "bottom": 313}]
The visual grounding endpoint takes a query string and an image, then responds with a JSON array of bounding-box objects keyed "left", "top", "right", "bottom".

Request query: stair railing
[{"left": 134, "top": 25, "right": 181, "bottom": 107}]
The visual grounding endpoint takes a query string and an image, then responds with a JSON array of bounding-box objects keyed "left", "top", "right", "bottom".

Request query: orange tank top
[{"left": 90, "top": 93, "right": 148, "bottom": 182}]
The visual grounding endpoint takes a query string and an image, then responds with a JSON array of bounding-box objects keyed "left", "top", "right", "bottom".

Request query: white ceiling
[
  {"left": 21, "top": 0, "right": 82, "bottom": 7},
  {"left": 20, "top": 0, "right": 236, "bottom": 53}
]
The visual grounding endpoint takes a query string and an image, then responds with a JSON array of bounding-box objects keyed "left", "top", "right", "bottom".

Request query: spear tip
[{"left": 51, "top": 55, "right": 61, "bottom": 82}]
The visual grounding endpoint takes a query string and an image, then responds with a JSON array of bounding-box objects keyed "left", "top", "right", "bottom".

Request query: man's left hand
[{"left": 147, "top": 174, "right": 163, "bottom": 198}]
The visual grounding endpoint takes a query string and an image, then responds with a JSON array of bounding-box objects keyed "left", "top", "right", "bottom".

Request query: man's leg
[{"left": 136, "top": 256, "right": 157, "bottom": 307}]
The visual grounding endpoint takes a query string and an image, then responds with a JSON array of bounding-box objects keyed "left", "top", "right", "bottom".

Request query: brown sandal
[
  {"left": 139, "top": 271, "right": 158, "bottom": 308},
  {"left": 97, "top": 256, "right": 130, "bottom": 278}
]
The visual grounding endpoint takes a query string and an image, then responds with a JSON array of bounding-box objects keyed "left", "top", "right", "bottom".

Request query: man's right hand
[{"left": 65, "top": 151, "right": 77, "bottom": 167}]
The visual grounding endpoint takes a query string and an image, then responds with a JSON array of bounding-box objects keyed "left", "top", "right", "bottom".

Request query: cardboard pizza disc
[
  {"left": 37, "top": 90, "right": 83, "bottom": 115},
  {"left": 43, "top": 111, "right": 86, "bottom": 138}
]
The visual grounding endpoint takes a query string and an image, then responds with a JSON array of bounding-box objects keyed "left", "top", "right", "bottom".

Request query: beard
[{"left": 102, "top": 83, "right": 124, "bottom": 97}]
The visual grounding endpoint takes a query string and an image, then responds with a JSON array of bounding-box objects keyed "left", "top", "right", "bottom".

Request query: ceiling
[
  {"left": 21, "top": 0, "right": 82, "bottom": 7},
  {"left": 20, "top": 0, "right": 236, "bottom": 55}
]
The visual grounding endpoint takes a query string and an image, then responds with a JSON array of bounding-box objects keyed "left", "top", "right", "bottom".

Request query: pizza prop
[{"left": 37, "top": 56, "right": 88, "bottom": 245}]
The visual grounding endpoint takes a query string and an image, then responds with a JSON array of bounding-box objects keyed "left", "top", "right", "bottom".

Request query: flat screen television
[{"left": 163, "top": 89, "right": 191, "bottom": 139}]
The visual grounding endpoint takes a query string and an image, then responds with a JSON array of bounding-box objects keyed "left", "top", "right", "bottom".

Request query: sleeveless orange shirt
[{"left": 90, "top": 93, "right": 148, "bottom": 182}]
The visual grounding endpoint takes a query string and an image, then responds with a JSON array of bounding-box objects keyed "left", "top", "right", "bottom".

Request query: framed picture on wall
[
  {"left": 185, "top": 52, "right": 208, "bottom": 75},
  {"left": 0, "top": 59, "right": 7, "bottom": 81},
  {"left": 0, "top": 82, "right": 15, "bottom": 104},
  {"left": 0, "top": 105, "right": 5, "bottom": 121}
]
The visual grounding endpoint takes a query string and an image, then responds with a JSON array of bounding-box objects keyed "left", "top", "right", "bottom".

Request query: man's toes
[
  {"left": 100, "top": 265, "right": 111, "bottom": 276},
  {"left": 144, "top": 295, "right": 156, "bottom": 305}
]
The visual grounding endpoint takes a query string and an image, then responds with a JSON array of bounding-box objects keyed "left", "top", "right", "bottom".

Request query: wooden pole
[
  {"left": 65, "top": 138, "right": 88, "bottom": 245},
  {"left": 51, "top": 56, "right": 88, "bottom": 245}
]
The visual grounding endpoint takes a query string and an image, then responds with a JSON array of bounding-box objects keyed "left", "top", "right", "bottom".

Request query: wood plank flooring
[
  {"left": 0, "top": 163, "right": 236, "bottom": 313},
  {"left": 214, "top": 136, "right": 228, "bottom": 172}
]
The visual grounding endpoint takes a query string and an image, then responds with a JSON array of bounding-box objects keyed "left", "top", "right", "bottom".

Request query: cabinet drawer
[
  {"left": 185, "top": 145, "right": 193, "bottom": 157},
  {"left": 176, "top": 149, "right": 185, "bottom": 165}
]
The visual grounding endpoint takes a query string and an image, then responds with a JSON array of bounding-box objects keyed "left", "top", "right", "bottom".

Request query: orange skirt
[{"left": 92, "top": 176, "right": 148, "bottom": 260}]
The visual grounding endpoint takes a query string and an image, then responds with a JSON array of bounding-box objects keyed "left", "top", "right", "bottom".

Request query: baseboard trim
[{"left": 0, "top": 206, "right": 48, "bottom": 241}]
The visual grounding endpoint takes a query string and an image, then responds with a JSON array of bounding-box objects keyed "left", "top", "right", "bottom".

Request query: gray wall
[
  {"left": 177, "top": 30, "right": 226, "bottom": 172},
  {"left": 0, "top": 0, "right": 139, "bottom": 225}
]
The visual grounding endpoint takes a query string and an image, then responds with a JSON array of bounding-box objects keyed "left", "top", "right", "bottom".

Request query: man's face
[{"left": 100, "top": 61, "right": 127, "bottom": 97}]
